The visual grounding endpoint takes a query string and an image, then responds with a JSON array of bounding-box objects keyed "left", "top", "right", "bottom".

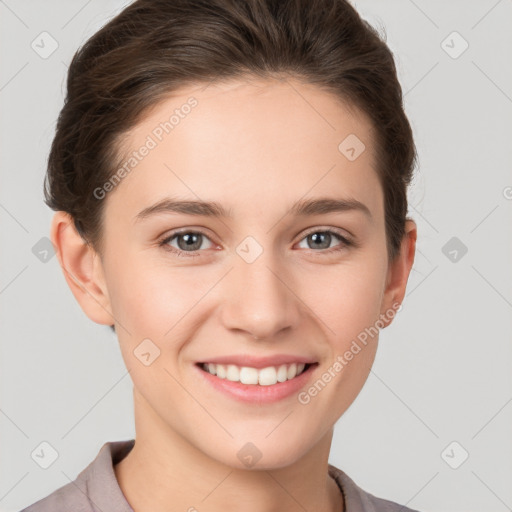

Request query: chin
[{"left": 209, "top": 436, "right": 312, "bottom": 471}]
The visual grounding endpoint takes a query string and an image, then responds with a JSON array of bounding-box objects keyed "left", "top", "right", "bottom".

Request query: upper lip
[{"left": 197, "top": 354, "right": 317, "bottom": 369}]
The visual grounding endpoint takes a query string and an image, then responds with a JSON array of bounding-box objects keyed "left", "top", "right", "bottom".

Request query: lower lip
[{"left": 194, "top": 363, "right": 318, "bottom": 404}]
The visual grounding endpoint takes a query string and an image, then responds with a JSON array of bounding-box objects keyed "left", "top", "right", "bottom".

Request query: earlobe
[
  {"left": 380, "top": 220, "right": 417, "bottom": 327},
  {"left": 50, "top": 211, "right": 114, "bottom": 326}
]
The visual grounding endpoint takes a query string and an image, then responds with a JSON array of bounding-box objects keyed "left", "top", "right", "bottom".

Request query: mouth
[{"left": 196, "top": 362, "right": 316, "bottom": 386}]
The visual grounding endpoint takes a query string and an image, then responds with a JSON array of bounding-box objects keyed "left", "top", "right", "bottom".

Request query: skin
[{"left": 51, "top": 76, "right": 416, "bottom": 512}]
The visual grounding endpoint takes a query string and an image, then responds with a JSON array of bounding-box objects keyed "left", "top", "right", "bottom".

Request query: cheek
[
  {"left": 106, "top": 253, "right": 201, "bottom": 336},
  {"left": 303, "top": 265, "right": 385, "bottom": 414},
  {"left": 107, "top": 258, "right": 198, "bottom": 402},
  {"left": 302, "top": 259, "right": 387, "bottom": 343}
]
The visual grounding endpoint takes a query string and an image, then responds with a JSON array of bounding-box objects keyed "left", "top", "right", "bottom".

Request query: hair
[{"left": 44, "top": 0, "right": 418, "bottom": 332}]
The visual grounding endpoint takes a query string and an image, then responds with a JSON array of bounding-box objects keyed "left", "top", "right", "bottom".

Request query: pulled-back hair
[{"left": 45, "top": 0, "right": 417, "bottom": 262}]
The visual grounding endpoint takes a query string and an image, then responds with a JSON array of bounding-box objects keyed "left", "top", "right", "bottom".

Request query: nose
[{"left": 220, "top": 252, "right": 302, "bottom": 342}]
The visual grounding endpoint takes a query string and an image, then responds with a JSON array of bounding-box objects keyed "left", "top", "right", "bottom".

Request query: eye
[
  {"left": 296, "top": 228, "right": 353, "bottom": 254},
  {"left": 158, "top": 227, "right": 354, "bottom": 259},
  {"left": 158, "top": 230, "right": 214, "bottom": 258}
]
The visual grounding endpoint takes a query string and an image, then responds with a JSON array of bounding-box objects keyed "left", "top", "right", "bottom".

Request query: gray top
[{"left": 20, "top": 439, "right": 421, "bottom": 512}]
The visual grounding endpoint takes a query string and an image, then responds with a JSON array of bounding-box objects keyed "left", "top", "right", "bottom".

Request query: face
[{"left": 61, "top": 76, "right": 413, "bottom": 470}]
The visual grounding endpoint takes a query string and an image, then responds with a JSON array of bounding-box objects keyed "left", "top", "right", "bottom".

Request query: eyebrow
[{"left": 134, "top": 196, "right": 372, "bottom": 222}]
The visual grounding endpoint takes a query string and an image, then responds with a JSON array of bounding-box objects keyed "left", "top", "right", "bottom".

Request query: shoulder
[
  {"left": 19, "top": 439, "right": 135, "bottom": 512},
  {"left": 328, "top": 464, "right": 423, "bottom": 512},
  {"left": 19, "top": 479, "right": 93, "bottom": 512}
]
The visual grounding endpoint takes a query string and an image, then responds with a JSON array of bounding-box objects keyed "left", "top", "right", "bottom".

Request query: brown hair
[{"left": 45, "top": 0, "right": 417, "bottom": 262}]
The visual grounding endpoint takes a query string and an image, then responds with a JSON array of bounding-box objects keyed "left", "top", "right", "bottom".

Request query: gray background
[{"left": 1, "top": 1, "right": 511, "bottom": 511}]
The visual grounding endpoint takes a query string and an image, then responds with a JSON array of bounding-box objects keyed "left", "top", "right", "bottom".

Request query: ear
[
  {"left": 50, "top": 211, "right": 114, "bottom": 326},
  {"left": 379, "top": 219, "right": 417, "bottom": 327}
]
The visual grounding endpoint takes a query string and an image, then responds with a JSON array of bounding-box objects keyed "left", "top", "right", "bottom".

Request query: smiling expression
[{"left": 74, "top": 76, "right": 408, "bottom": 469}]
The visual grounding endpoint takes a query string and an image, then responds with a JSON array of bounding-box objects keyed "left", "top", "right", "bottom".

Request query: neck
[{"left": 114, "top": 389, "right": 344, "bottom": 512}]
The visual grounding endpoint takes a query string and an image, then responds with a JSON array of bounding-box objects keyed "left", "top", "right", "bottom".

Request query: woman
[{"left": 22, "top": 0, "right": 419, "bottom": 510}]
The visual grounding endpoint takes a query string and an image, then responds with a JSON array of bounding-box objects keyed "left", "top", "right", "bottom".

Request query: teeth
[
  {"left": 216, "top": 364, "right": 227, "bottom": 379},
  {"left": 202, "top": 362, "right": 307, "bottom": 385}
]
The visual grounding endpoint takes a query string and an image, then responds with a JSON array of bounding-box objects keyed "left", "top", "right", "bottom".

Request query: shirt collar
[{"left": 76, "top": 439, "right": 135, "bottom": 512}]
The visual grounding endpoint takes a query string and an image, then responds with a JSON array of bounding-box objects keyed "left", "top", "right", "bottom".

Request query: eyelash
[{"left": 157, "top": 228, "right": 355, "bottom": 259}]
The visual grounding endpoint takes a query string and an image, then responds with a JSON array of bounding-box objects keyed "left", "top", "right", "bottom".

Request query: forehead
[{"left": 107, "top": 76, "right": 383, "bottom": 221}]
